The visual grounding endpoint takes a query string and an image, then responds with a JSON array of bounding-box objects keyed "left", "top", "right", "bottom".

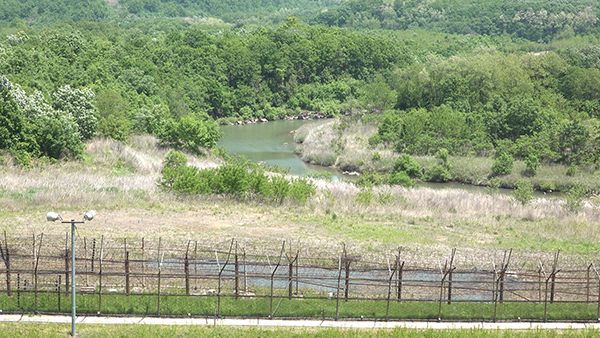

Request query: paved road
[{"left": 1, "top": 314, "right": 599, "bottom": 330}]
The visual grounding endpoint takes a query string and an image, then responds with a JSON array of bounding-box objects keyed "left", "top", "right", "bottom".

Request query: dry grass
[
  {"left": 295, "top": 119, "right": 395, "bottom": 172},
  {"left": 0, "top": 136, "right": 221, "bottom": 211},
  {"left": 1, "top": 136, "right": 600, "bottom": 268}
]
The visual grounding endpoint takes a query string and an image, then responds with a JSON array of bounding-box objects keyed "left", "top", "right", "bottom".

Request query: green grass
[
  {"left": 1, "top": 292, "right": 599, "bottom": 321},
  {"left": 2, "top": 323, "right": 600, "bottom": 338}
]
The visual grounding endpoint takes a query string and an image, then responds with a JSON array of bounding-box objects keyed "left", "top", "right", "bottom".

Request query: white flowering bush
[
  {"left": 52, "top": 85, "right": 98, "bottom": 141},
  {"left": 0, "top": 75, "right": 12, "bottom": 91},
  {"left": 7, "top": 81, "right": 84, "bottom": 159}
]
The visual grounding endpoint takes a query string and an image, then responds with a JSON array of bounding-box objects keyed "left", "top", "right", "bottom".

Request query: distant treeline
[
  {"left": 314, "top": 0, "right": 599, "bottom": 43},
  {"left": 0, "top": 0, "right": 343, "bottom": 28}
]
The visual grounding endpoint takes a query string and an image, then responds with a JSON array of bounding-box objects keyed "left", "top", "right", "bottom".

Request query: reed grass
[{"left": 295, "top": 119, "right": 600, "bottom": 193}]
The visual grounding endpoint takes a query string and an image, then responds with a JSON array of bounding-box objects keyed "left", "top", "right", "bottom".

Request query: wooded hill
[{"left": 0, "top": 0, "right": 600, "bottom": 176}]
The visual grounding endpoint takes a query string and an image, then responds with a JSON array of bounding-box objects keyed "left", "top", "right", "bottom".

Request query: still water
[{"left": 219, "top": 120, "right": 340, "bottom": 177}]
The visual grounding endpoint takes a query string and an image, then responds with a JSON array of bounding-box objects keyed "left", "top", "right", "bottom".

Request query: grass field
[
  {"left": 2, "top": 292, "right": 600, "bottom": 322},
  {"left": 1, "top": 322, "right": 600, "bottom": 338}
]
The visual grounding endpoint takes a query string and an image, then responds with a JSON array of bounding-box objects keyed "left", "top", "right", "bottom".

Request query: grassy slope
[{"left": 0, "top": 135, "right": 600, "bottom": 266}]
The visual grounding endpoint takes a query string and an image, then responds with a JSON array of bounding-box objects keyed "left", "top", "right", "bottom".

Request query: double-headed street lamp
[{"left": 47, "top": 210, "right": 96, "bottom": 337}]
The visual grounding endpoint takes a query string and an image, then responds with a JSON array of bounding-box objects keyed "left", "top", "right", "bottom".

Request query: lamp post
[{"left": 47, "top": 210, "right": 96, "bottom": 337}]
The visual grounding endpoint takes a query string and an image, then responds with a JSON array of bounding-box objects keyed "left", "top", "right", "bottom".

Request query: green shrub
[
  {"left": 271, "top": 175, "right": 291, "bottom": 205},
  {"left": 159, "top": 114, "right": 222, "bottom": 153},
  {"left": 372, "top": 151, "right": 382, "bottom": 161},
  {"left": 14, "top": 150, "right": 33, "bottom": 168},
  {"left": 513, "top": 180, "right": 533, "bottom": 205},
  {"left": 356, "top": 170, "right": 388, "bottom": 187},
  {"left": 564, "top": 184, "right": 587, "bottom": 212},
  {"left": 541, "top": 181, "right": 556, "bottom": 192},
  {"left": 163, "top": 150, "right": 188, "bottom": 168},
  {"left": 566, "top": 165, "right": 578, "bottom": 177},
  {"left": 247, "top": 169, "right": 272, "bottom": 198},
  {"left": 491, "top": 153, "right": 514, "bottom": 175},
  {"left": 214, "top": 164, "right": 249, "bottom": 195},
  {"left": 388, "top": 171, "right": 414, "bottom": 187},
  {"left": 158, "top": 165, "right": 210, "bottom": 195},
  {"left": 524, "top": 154, "right": 540, "bottom": 176},
  {"left": 426, "top": 165, "right": 452, "bottom": 182},
  {"left": 289, "top": 178, "right": 316, "bottom": 205},
  {"left": 393, "top": 154, "right": 423, "bottom": 179},
  {"left": 435, "top": 148, "right": 449, "bottom": 168},
  {"left": 356, "top": 187, "right": 374, "bottom": 205}
]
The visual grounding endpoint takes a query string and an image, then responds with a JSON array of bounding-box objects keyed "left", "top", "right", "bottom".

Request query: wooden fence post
[
  {"left": 447, "top": 267, "right": 453, "bottom": 305},
  {"left": 84, "top": 237, "right": 88, "bottom": 286},
  {"left": 217, "top": 239, "right": 235, "bottom": 317},
  {"left": 125, "top": 251, "right": 130, "bottom": 296},
  {"left": 141, "top": 237, "right": 145, "bottom": 287},
  {"left": 34, "top": 233, "right": 43, "bottom": 313},
  {"left": 396, "top": 246, "right": 402, "bottom": 301},
  {"left": 269, "top": 241, "right": 285, "bottom": 318},
  {"left": 244, "top": 249, "right": 248, "bottom": 293},
  {"left": 592, "top": 263, "right": 600, "bottom": 319},
  {"left": 288, "top": 250, "right": 298, "bottom": 300},
  {"left": 397, "top": 262, "right": 404, "bottom": 301},
  {"left": 295, "top": 250, "right": 299, "bottom": 295},
  {"left": 91, "top": 238, "right": 96, "bottom": 273},
  {"left": 194, "top": 241, "right": 198, "bottom": 290},
  {"left": 185, "top": 241, "right": 190, "bottom": 296},
  {"left": 57, "top": 275, "right": 61, "bottom": 312},
  {"left": 98, "top": 236, "right": 104, "bottom": 314},
  {"left": 499, "top": 249, "right": 512, "bottom": 303},
  {"left": 550, "top": 250, "right": 560, "bottom": 304},
  {"left": 587, "top": 262, "right": 592, "bottom": 303},
  {"left": 234, "top": 242, "right": 239, "bottom": 299},
  {"left": 17, "top": 273, "right": 20, "bottom": 310},
  {"left": 1, "top": 231, "right": 10, "bottom": 297},
  {"left": 344, "top": 246, "right": 350, "bottom": 302},
  {"left": 492, "top": 262, "right": 498, "bottom": 322},
  {"left": 335, "top": 256, "right": 342, "bottom": 320},
  {"left": 386, "top": 259, "right": 397, "bottom": 320},
  {"left": 438, "top": 249, "right": 456, "bottom": 321},
  {"left": 157, "top": 237, "right": 162, "bottom": 316}
]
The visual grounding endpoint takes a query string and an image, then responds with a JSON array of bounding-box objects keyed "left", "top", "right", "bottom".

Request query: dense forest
[{"left": 1, "top": 0, "right": 600, "bottom": 189}]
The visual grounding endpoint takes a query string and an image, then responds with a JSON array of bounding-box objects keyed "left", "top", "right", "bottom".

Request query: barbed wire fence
[{"left": 1, "top": 230, "right": 600, "bottom": 321}]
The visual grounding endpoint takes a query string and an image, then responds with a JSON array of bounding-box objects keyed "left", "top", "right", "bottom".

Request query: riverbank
[
  {"left": 2, "top": 136, "right": 600, "bottom": 263},
  {"left": 292, "top": 117, "right": 600, "bottom": 194},
  {"left": 217, "top": 110, "right": 329, "bottom": 126}
]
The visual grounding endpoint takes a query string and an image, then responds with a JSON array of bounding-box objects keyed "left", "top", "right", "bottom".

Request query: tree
[
  {"left": 513, "top": 180, "right": 533, "bottom": 205},
  {"left": 158, "top": 113, "right": 222, "bottom": 153},
  {"left": 10, "top": 83, "right": 83, "bottom": 159},
  {"left": 393, "top": 154, "right": 423, "bottom": 179},
  {"left": 491, "top": 153, "right": 514, "bottom": 176},
  {"left": 52, "top": 86, "right": 98, "bottom": 141}
]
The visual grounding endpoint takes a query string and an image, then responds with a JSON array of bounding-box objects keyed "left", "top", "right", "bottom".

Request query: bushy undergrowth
[{"left": 158, "top": 150, "right": 315, "bottom": 205}]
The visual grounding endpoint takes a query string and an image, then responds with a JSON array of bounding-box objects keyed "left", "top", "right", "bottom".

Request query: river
[{"left": 219, "top": 120, "right": 555, "bottom": 197}]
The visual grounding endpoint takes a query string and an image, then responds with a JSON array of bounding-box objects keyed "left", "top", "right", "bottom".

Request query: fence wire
[{"left": 1, "top": 232, "right": 599, "bottom": 320}]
